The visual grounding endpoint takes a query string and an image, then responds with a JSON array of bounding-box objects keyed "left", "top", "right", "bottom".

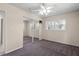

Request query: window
[{"left": 46, "top": 20, "right": 66, "bottom": 31}]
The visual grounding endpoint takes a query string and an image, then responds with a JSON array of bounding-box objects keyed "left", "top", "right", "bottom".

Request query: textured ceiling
[{"left": 10, "top": 3, "right": 79, "bottom": 17}]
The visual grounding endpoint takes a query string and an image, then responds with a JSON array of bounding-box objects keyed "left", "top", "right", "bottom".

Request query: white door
[
  {"left": 29, "top": 21, "right": 39, "bottom": 42},
  {"left": 0, "top": 17, "right": 2, "bottom": 45},
  {"left": 0, "top": 11, "right": 5, "bottom": 55},
  {"left": 0, "top": 16, "right": 4, "bottom": 55}
]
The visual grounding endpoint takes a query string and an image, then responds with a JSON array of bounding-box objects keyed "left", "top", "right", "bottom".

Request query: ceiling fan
[{"left": 31, "top": 3, "right": 55, "bottom": 16}]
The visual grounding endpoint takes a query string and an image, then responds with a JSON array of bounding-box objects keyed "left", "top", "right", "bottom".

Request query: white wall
[
  {"left": 42, "top": 11, "right": 79, "bottom": 47},
  {"left": 0, "top": 4, "right": 26, "bottom": 53},
  {"left": 0, "top": 3, "right": 41, "bottom": 54}
]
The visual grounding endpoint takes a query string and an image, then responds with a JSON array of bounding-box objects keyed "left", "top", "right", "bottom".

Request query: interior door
[
  {"left": 0, "top": 17, "right": 2, "bottom": 45},
  {"left": 0, "top": 17, "right": 4, "bottom": 55},
  {"left": 0, "top": 11, "right": 5, "bottom": 55},
  {"left": 34, "top": 22, "right": 39, "bottom": 38}
]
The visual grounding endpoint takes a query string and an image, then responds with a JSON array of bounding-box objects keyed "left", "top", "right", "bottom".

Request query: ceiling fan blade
[
  {"left": 31, "top": 10, "right": 40, "bottom": 12},
  {"left": 40, "top": 5, "right": 45, "bottom": 10},
  {"left": 46, "top": 7, "right": 54, "bottom": 9}
]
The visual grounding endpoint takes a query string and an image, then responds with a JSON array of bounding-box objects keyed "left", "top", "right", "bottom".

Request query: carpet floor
[{"left": 3, "top": 37, "right": 79, "bottom": 56}]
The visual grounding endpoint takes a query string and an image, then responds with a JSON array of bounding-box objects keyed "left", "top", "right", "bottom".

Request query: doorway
[
  {"left": 0, "top": 11, "right": 5, "bottom": 55},
  {"left": 23, "top": 18, "right": 42, "bottom": 43}
]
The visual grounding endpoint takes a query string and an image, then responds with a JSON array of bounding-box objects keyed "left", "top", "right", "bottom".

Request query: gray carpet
[{"left": 3, "top": 37, "right": 79, "bottom": 56}]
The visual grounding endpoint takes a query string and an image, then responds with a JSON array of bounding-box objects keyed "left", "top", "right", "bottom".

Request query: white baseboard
[{"left": 5, "top": 45, "right": 23, "bottom": 54}]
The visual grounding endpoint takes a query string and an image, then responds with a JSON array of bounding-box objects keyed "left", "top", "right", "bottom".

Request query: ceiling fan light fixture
[
  {"left": 39, "top": 11, "right": 44, "bottom": 15},
  {"left": 46, "top": 7, "right": 53, "bottom": 9},
  {"left": 39, "top": 9, "right": 51, "bottom": 16},
  {"left": 47, "top": 9, "right": 51, "bottom": 13},
  {"left": 33, "top": 3, "right": 55, "bottom": 16}
]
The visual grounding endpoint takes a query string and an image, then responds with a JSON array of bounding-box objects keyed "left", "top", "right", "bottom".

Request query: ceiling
[{"left": 10, "top": 3, "right": 79, "bottom": 18}]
